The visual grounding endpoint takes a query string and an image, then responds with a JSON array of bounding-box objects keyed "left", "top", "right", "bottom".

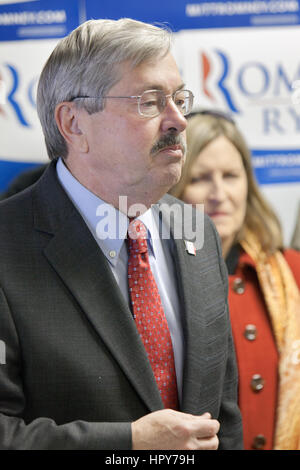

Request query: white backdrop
[
  {"left": 0, "top": 39, "right": 57, "bottom": 163},
  {"left": 173, "top": 25, "right": 300, "bottom": 244}
]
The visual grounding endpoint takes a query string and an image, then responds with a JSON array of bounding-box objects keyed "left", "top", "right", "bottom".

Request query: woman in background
[{"left": 170, "top": 111, "right": 300, "bottom": 450}]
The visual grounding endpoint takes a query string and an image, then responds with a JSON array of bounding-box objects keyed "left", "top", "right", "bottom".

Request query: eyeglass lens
[{"left": 139, "top": 90, "right": 193, "bottom": 117}]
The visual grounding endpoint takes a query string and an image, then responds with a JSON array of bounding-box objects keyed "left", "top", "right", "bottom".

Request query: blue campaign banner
[
  {"left": 85, "top": 0, "right": 300, "bottom": 31},
  {"left": 252, "top": 149, "right": 300, "bottom": 184},
  {"left": 0, "top": 0, "right": 82, "bottom": 41}
]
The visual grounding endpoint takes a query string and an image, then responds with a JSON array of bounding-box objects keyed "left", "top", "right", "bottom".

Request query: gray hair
[{"left": 37, "top": 18, "right": 172, "bottom": 160}]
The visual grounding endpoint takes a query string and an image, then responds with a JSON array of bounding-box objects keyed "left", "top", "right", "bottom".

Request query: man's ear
[{"left": 55, "top": 102, "right": 89, "bottom": 153}]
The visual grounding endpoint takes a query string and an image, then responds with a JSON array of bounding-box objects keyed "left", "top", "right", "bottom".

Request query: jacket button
[
  {"left": 252, "top": 434, "right": 266, "bottom": 449},
  {"left": 244, "top": 324, "right": 257, "bottom": 341},
  {"left": 251, "top": 374, "right": 265, "bottom": 392},
  {"left": 233, "top": 278, "right": 245, "bottom": 294}
]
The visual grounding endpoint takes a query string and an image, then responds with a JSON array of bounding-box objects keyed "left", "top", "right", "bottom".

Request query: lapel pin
[{"left": 184, "top": 240, "right": 196, "bottom": 256}]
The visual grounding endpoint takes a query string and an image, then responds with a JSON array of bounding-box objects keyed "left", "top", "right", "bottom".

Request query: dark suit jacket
[{"left": 0, "top": 162, "right": 243, "bottom": 449}]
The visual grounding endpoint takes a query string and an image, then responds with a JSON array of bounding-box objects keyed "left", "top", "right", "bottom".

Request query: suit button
[
  {"left": 251, "top": 374, "right": 265, "bottom": 392},
  {"left": 252, "top": 434, "right": 266, "bottom": 449},
  {"left": 244, "top": 324, "right": 257, "bottom": 341},
  {"left": 233, "top": 278, "right": 245, "bottom": 294}
]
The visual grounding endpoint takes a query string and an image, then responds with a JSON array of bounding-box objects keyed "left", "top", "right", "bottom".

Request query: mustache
[{"left": 150, "top": 133, "right": 186, "bottom": 155}]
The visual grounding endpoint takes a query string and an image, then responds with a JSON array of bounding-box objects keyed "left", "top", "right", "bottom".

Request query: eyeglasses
[{"left": 70, "top": 89, "right": 194, "bottom": 117}]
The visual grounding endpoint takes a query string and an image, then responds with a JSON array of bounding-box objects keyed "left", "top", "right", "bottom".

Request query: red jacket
[{"left": 228, "top": 248, "right": 300, "bottom": 450}]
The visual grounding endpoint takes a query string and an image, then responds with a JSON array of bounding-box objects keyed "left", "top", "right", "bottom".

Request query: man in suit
[{"left": 0, "top": 18, "right": 243, "bottom": 449}]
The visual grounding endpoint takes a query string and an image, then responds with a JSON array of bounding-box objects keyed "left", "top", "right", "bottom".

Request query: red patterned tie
[{"left": 127, "top": 219, "right": 179, "bottom": 410}]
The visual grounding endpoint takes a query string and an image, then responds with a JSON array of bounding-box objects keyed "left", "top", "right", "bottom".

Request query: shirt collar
[{"left": 56, "top": 158, "right": 156, "bottom": 266}]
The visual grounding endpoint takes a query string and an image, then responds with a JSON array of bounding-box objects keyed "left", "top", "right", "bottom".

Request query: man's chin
[{"left": 163, "top": 163, "right": 183, "bottom": 191}]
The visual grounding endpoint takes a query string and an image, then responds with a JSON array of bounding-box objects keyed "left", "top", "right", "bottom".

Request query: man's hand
[{"left": 131, "top": 409, "right": 220, "bottom": 450}]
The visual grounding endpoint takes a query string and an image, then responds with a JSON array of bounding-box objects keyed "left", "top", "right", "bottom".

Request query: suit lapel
[
  {"left": 33, "top": 163, "right": 163, "bottom": 412},
  {"left": 157, "top": 196, "right": 208, "bottom": 413},
  {"left": 172, "top": 237, "right": 207, "bottom": 413}
]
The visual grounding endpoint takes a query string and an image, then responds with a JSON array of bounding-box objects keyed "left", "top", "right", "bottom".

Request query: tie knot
[{"left": 127, "top": 219, "right": 148, "bottom": 254}]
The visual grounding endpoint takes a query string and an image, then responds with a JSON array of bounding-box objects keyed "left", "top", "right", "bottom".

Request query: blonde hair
[{"left": 170, "top": 112, "right": 283, "bottom": 253}]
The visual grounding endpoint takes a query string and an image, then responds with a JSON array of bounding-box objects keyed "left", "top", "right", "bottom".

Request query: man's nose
[{"left": 160, "top": 98, "right": 187, "bottom": 134}]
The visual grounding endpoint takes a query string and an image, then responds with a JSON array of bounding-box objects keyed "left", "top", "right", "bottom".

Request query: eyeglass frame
[{"left": 70, "top": 89, "right": 194, "bottom": 117}]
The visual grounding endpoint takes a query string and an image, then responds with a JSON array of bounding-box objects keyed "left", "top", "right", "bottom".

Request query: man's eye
[{"left": 141, "top": 100, "right": 158, "bottom": 108}]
